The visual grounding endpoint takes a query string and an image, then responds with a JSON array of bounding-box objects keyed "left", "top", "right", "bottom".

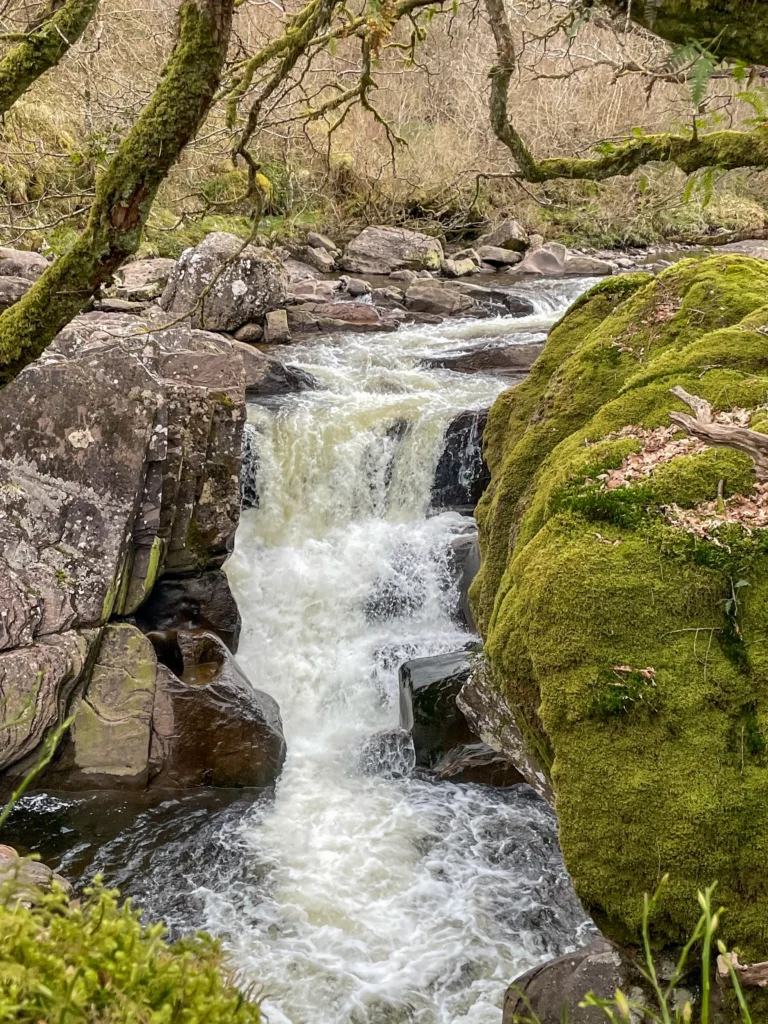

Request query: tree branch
[{"left": 670, "top": 387, "right": 768, "bottom": 482}]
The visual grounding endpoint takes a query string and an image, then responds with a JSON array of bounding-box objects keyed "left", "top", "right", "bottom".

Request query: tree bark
[
  {"left": 0, "top": 0, "right": 234, "bottom": 383},
  {"left": 0, "top": 0, "right": 100, "bottom": 115}
]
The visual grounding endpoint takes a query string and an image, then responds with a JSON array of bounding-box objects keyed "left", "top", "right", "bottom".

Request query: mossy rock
[{"left": 471, "top": 254, "right": 768, "bottom": 960}]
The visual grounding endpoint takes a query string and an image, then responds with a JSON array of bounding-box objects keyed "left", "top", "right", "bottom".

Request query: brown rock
[
  {"left": 287, "top": 300, "right": 387, "bottom": 333},
  {"left": 234, "top": 322, "right": 264, "bottom": 343},
  {"left": 110, "top": 258, "right": 177, "bottom": 301},
  {"left": 433, "top": 742, "right": 525, "bottom": 787},
  {"left": 404, "top": 280, "right": 474, "bottom": 317},
  {"left": 133, "top": 569, "right": 241, "bottom": 652}
]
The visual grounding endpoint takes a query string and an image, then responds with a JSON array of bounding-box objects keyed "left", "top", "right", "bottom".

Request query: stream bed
[{"left": 5, "top": 276, "right": 596, "bottom": 1024}]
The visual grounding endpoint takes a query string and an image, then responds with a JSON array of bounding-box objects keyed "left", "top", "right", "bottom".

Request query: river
[{"left": 5, "top": 276, "right": 596, "bottom": 1024}]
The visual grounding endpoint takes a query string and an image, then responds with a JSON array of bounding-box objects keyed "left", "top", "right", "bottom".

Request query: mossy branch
[
  {"left": 0, "top": 0, "right": 99, "bottom": 114},
  {"left": 670, "top": 386, "right": 768, "bottom": 482},
  {"left": 485, "top": 0, "right": 768, "bottom": 183},
  {"left": 0, "top": 0, "right": 234, "bottom": 384}
]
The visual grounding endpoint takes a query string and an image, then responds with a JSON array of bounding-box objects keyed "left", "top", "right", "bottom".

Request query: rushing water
[
  {"left": 4, "top": 277, "right": 596, "bottom": 1024},
  {"left": 217, "top": 278, "right": 594, "bottom": 1024}
]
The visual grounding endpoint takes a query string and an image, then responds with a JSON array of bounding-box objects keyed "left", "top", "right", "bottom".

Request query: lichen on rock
[{"left": 472, "top": 254, "right": 768, "bottom": 957}]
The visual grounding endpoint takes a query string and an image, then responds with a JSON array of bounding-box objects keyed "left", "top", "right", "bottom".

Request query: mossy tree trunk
[
  {"left": 0, "top": 0, "right": 100, "bottom": 114},
  {"left": 485, "top": 0, "right": 768, "bottom": 185},
  {"left": 0, "top": 0, "right": 234, "bottom": 384}
]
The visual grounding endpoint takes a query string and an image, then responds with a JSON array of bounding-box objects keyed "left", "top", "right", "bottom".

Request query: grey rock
[
  {"left": 306, "top": 231, "right": 338, "bottom": 253},
  {"left": 399, "top": 651, "right": 476, "bottom": 766},
  {"left": 503, "top": 940, "right": 640, "bottom": 1024},
  {"left": 441, "top": 257, "right": 477, "bottom": 278},
  {"left": 94, "top": 297, "right": 148, "bottom": 314},
  {"left": 477, "top": 218, "right": 528, "bottom": 252},
  {"left": 160, "top": 232, "right": 287, "bottom": 331},
  {"left": 516, "top": 241, "right": 568, "bottom": 276},
  {"left": 343, "top": 276, "right": 372, "bottom": 297},
  {"left": 0, "top": 845, "right": 71, "bottom": 906},
  {"left": 234, "top": 322, "right": 264, "bottom": 343},
  {"left": 390, "top": 269, "right": 418, "bottom": 283},
  {"left": 433, "top": 742, "right": 525, "bottom": 787},
  {"left": 287, "top": 278, "right": 340, "bottom": 303},
  {"left": 0, "top": 247, "right": 48, "bottom": 280},
  {"left": 284, "top": 257, "right": 321, "bottom": 282},
  {"left": 564, "top": 254, "right": 614, "bottom": 276},
  {"left": 448, "top": 530, "right": 480, "bottom": 630},
  {"left": 477, "top": 245, "right": 523, "bottom": 267},
  {"left": 358, "top": 729, "right": 415, "bottom": 778},
  {"left": 264, "top": 308, "right": 291, "bottom": 344},
  {"left": 424, "top": 339, "right": 544, "bottom": 375},
  {"left": 0, "top": 275, "right": 31, "bottom": 310},
  {"left": 341, "top": 226, "right": 443, "bottom": 275},
  {"left": 432, "top": 409, "right": 489, "bottom": 511},
  {"left": 302, "top": 245, "right": 336, "bottom": 274},
  {"left": 457, "top": 658, "right": 554, "bottom": 802},
  {"left": 451, "top": 247, "right": 481, "bottom": 265},
  {"left": 404, "top": 280, "right": 474, "bottom": 317},
  {"left": 371, "top": 286, "right": 405, "bottom": 307},
  {"left": 111, "top": 258, "right": 177, "bottom": 301}
]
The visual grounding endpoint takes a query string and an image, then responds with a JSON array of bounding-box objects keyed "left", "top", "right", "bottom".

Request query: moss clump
[
  {"left": 0, "top": 878, "right": 259, "bottom": 1022},
  {"left": 473, "top": 254, "right": 768, "bottom": 959}
]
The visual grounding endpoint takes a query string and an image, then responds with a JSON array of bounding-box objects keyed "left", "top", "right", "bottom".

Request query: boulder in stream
[
  {"left": 341, "top": 225, "right": 443, "bottom": 275},
  {"left": 431, "top": 409, "right": 489, "bottom": 512},
  {"left": 399, "top": 650, "right": 477, "bottom": 766},
  {"left": 433, "top": 742, "right": 525, "bottom": 787}
]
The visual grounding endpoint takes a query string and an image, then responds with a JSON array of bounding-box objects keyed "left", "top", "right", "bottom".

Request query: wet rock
[
  {"left": 0, "top": 246, "right": 48, "bottom": 280},
  {"left": 133, "top": 569, "right": 241, "bottom": 652},
  {"left": 477, "top": 245, "right": 522, "bottom": 267},
  {"left": 287, "top": 300, "right": 391, "bottom": 334},
  {"left": 234, "top": 322, "right": 264, "bottom": 343},
  {"left": 44, "top": 626, "right": 286, "bottom": 791},
  {"left": 477, "top": 218, "right": 528, "bottom": 252},
  {"left": 357, "top": 729, "right": 415, "bottom": 778},
  {"left": 563, "top": 254, "right": 614, "bottom": 276},
  {"left": 364, "top": 544, "right": 429, "bottom": 622},
  {"left": 399, "top": 650, "right": 477, "bottom": 766},
  {"left": 149, "top": 630, "right": 286, "bottom": 789},
  {"left": 404, "top": 280, "right": 474, "bottom": 317},
  {"left": 160, "top": 231, "right": 287, "bottom": 331},
  {"left": 302, "top": 245, "right": 336, "bottom": 274},
  {"left": 0, "top": 274, "right": 31, "bottom": 310},
  {"left": 503, "top": 940, "right": 640, "bottom": 1024},
  {"left": 306, "top": 231, "right": 338, "bottom": 253},
  {"left": 433, "top": 742, "right": 525, "bottom": 787},
  {"left": 424, "top": 339, "right": 544, "bottom": 375},
  {"left": 448, "top": 530, "right": 480, "bottom": 630},
  {"left": 442, "top": 280, "right": 535, "bottom": 315},
  {"left": 457, "top": 660, "right": 554, "bottom": 803},
  {"left": 342, "top": 276, "right": 372, "bottom": 297},
  {"left": 264, "top": 308, "right": 291, "bottom": 344},
  {"left": 431, "top": 409, "right": 489, "bottom": 511},
  {"left": 111, "top": 258, "right": 176, "bottom": 302},
  {"left": 241, "top": 422, "right": 260, "bottom": 511},
  {"left": 0, "top": 846, "right": 71, "bottom": 906},
  {"left": 372, "top": 286, "right": 405, "bottom": 307},
  {"left": 232, "top": 342, "right": 319, "bottom": 397},
  {"left": 341, "top": 225, "right": 443, "bottom": 275},
  {"left": 441, "top": 257, "right": 477, "bottom": 278}
]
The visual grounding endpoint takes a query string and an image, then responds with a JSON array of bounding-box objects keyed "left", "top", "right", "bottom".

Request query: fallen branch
[
  {"left": 669, "top": 386, "right": 768, "bottom": 482},
  {"left": 717, "top": 951, "right": 768, "bottom": 989}
]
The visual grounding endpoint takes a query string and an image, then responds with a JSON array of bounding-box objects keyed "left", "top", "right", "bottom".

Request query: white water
[{"left": 218, "top": 280, "right": 594, "bottom": 1024}]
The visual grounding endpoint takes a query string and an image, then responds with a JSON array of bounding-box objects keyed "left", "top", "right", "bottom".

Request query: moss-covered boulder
[{"left": 471, "top": 254, "right": 768, "bottom": 957}]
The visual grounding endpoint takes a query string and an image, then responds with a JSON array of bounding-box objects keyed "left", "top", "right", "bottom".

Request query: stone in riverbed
[
  {"left": 287, "top": 278, "right": 340, "bottom": 303},
  {"left": 448, "top": 530, "right": 480, "bottom": 630},
  {"left": 477, "top": 245, "right": 522, "bottom": 267},
  {"left": 0, "top": 846, "right": 71, "bottom": 906},
  {"left": 160, "top": 231, "right": 287, "bottom": 331},
  {"left": 431, "top": 409, "right": 489, "bottom": 511},
  {"left": 357, "top": 729, "right": 415, "bottom": 778},
  {"left": 516, "top": 242, "right": 613, "bottom": 277},
  {"left": 341, "top": 225, "right": 443, "bottom": 275},
  {"left": 264, "top": 308, "right": 291, "bottom": 344},
  {"left": 302, "top": 245, "right": 336, "bottom": 274},
  {"left": 231, "top": 340, "right": 319, "bottom": 397},
  {"left": 306, "top": 230, "right": 338, "bottom": 253},
  {"left": 441, "top": 257, "right": 476, "bottom": 278},
  {"left": 287, "top": 300, "right": 391, "bottom": 334},
  {"left": 423, "top": 339, "right": 545, "bottom": 375},
  {"left": 110, "top": 257, "right": 177, "bottom": 302},
  {"left": 399, "top": 650, "right": 477, "bottom": 766},
  {"left": 433, "top": 742, "right": 525, "bottom": 787},
  {"left": 234, "top": 322, "right": 264, "bottom": 343},
  {"left": 404, "top": 280, "right": 474, "bottom": 317},
  {"left": 341, "top": 276, "right": 372, "bottom": 297},
  {"left": 476, "top": 218, "right": 528, "bottom": 252}
]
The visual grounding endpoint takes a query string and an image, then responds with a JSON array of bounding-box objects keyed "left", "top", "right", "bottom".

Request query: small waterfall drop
[{"left": 215, "top": 280, "right": 594, "bottom": 1024}]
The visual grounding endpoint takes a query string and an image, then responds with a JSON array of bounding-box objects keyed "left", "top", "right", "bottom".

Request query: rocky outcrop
[
  {"left": 431, "top": 409, "right": 489, "bottom": 511},
  {"left": 160, "top": 232, "right": 287, "bottom": 331},
  {"left": 398, "top": 651, "right": 476, "bottom": 766},
  {"left": 341, "top": 226, "right": 443, "bottom": 275},
  {"left": 41, "top": 625, "right": 285, "bottom": 791},
  {"left": 472, "top": 256, "right": 768, "bottom": 959},
  {"left": 0, "top": 306, "right": 290, "bottom": 793}
]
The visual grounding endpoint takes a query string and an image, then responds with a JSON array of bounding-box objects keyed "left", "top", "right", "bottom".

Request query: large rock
[
  {"left": 441, "top": 257, "right": 476, "bottom": 278},
  {"left": 399, "top": 651, "right": 476, "bottom": 766},
  {"left": 302, "top": 245, "right": 336, "bottom": 273},
  {"left": 287, "top": 300, "right": 392, "bottom": 334},
  {"left": 160, "top": 232, "right": 287, "bottom": 331},
  {"left": 0, "top": 275, "right": 31, "bottom": 311},
  {"left": 477, "top": 245, "right": 523, "bottom": 267},
  {"left": 0, "top": 247, "right": 48, "bottom": 280},
  {"left": 0, "top": 310, "right": 258, "bottom": 785},
  {"left": 423, "top": 339, "right": 545, "bottom": 375},
  {"left": 0, "top": 845, "right": 71, "bottom": 907},
  {"left": 431, "top": 409, "right": 489, "bottom": 511},
  {"left": 473, "top": 256, "right": 768, "bottom": 958},
  {"left": 433, "top": 742, "right": 525, "bottom": 787},
  {"left": 503, "top": 940, "right": 640, "bottom": 1024},
  {"left": 110, "top": 258, "right": 176, "bottom": 302},
  {"left": 341, "top": 226, "right": 443, "bottom": 275},
  {"left": 231, "top": 341, "right": 319, "bottom": 397},
  {"left": 448, "top": 530, "right": 480, "bottom": 630},
  {"left": 516, "top": 242, "right": 613, "bottom": 277},
  {"left": 404, "top": 280, "right": 474, "bottom": 317},
  {"left": 477, "top": 218, "right": 528, "bottom": 252},
  {"left": 287, "top": 278, "right": 340, "bottom": 303},
  {"left": 42, "top": 625, "right": 286, "bottom": 791}
]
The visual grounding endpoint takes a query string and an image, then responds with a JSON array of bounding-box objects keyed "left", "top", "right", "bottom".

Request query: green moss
[
  {"left": 0, "top": 878, "right": 260, "bottom": 1021},
  {"left": 474, "top": 254, "right": 768, "bottom": 959}
]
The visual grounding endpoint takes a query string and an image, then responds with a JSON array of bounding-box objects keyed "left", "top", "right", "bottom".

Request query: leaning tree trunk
[
  {"left": 0, "top": 0, "right": 100, "bottom": 115},
  {"left": 0, "top": 0, "right": 234, "bottom": 384}
]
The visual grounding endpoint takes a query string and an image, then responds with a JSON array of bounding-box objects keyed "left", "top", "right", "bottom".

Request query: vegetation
[
  {"left": 0, "top": 877, "right": 260, "bottom": 1022},
  {"left": 472, "top": 254, "right": 768, "bottom": 958}
]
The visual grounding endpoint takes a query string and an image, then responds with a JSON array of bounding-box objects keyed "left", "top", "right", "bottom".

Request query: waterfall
[{"left": 214, "top": 282, "right": 594, "bottom": 1024}]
